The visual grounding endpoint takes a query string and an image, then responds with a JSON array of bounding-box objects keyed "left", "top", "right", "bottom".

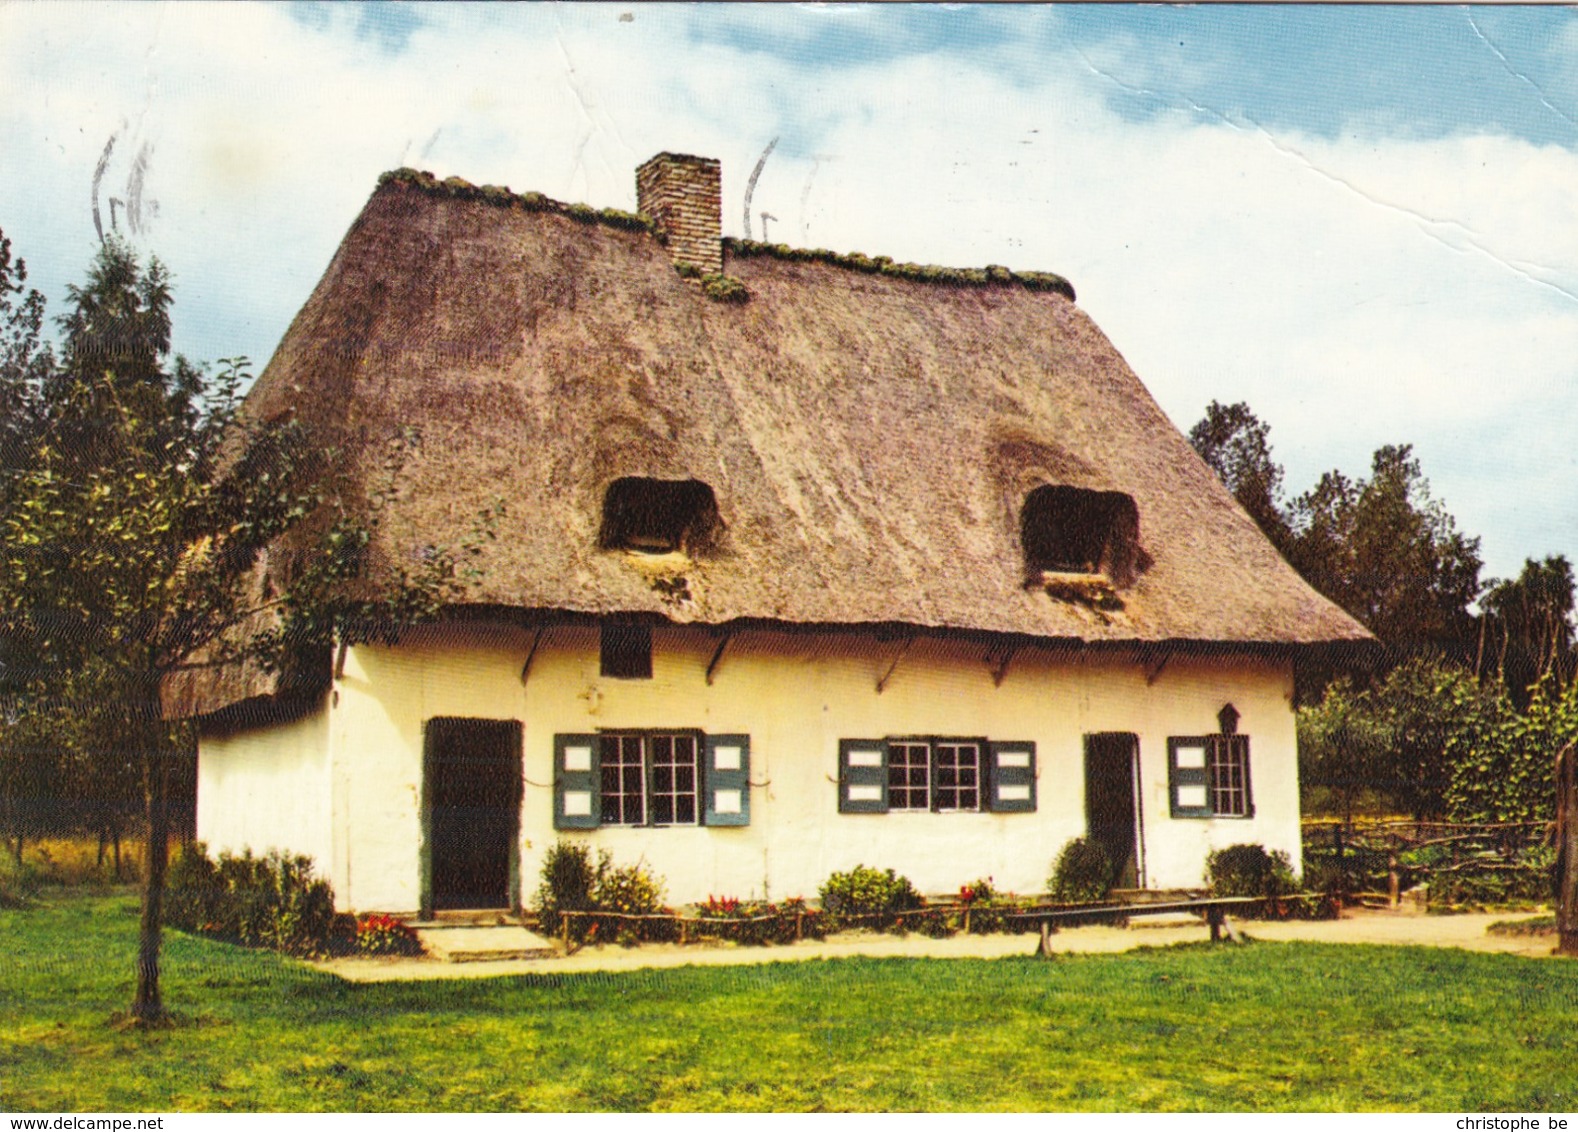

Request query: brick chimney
[{"left": 636, "top": 152, "right": 722, "bottom": 276}]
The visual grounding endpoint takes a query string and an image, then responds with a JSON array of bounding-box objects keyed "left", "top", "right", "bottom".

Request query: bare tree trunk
[
  {"left": 132, "top": 716, "right": 170, "bottom": 1023},
  {"left": 1557, "top": 742, "right": 1578, "bottom": 958}
]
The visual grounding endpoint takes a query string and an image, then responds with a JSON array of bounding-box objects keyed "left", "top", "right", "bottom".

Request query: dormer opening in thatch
[
  {"left": 598, "top": 477, "right": 721, "bottom": 556},
  {"left": 1021, "top": 485, "right": 1142, "bottom": 591}
]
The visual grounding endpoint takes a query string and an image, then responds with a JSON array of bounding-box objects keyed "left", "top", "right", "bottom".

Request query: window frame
[
  {"left": 839, "top": 737, "right": 1036, "bottom": 814},
  {"left": 881, "top": 737, "right": 987, "bottom": 813},
  {"left": 598, "top": 729, "right": 703, "bottom": 828},
  {"left": 1168, "top": 734, "right": 1254, "bottom": 819}
]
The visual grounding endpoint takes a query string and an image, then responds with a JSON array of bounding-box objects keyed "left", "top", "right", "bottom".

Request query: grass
[{"left": 3, "top": 892, "right": 1577, "bottom": 1111}]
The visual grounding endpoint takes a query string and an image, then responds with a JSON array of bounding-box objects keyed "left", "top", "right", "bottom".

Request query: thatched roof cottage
[{"left": 187, "top": 152, "right": 1370, "bottom": 915}]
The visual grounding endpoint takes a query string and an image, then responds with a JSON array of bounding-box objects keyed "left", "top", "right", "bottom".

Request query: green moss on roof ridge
[
  {"left": 725, "top": 238, "right": 1076, "bottom": 302},
  {"left": 376, "top": 168, "right": 1075, "bottom": 300},
  {"left": 378, "top": 167, "right": 653, "bottom": 233}
]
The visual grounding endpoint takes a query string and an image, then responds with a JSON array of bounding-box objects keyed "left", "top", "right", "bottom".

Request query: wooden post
[
  {"left": 1035, "top": 918, "right": 1057, "bottom": 958},
  {"left": 1208, "top": 906, "right": 1223, "bottom": 942},
  {"left": 1388, "top": 853, "right": 1400, "bottom": 908},
  {"left": 795, "top": 912, "right": 803, "bottom": 941},
  {"left": 963, "top": 906, "right": 971, "bottom": 935},
  {"left": 1556, "top": 742, "right": 1578, "bottom": 957},
  {"left": 1334, "top": 824, "right": 1347, "bottom": 902},
  {"left": 562, "top": 914, "right": 570, "bottom": 955}
]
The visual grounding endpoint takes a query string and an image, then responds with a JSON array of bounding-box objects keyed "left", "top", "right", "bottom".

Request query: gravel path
[{"left": 314, "top": 907, "right": 1562, "bottom": 983}]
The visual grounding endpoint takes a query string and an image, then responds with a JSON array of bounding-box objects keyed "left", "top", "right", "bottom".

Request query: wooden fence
[{"left": 1302, "top": 818, "right": 1554, "bottom": 905}]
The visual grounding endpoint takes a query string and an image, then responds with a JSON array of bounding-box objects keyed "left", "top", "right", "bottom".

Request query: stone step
[{"left": 412, "top": 924, "right": 558, "bottom": 962}]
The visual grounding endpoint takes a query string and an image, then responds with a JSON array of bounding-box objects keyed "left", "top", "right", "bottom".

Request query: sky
[{"left": 1, "top": 2, "right": 1574, "bottom": 587}]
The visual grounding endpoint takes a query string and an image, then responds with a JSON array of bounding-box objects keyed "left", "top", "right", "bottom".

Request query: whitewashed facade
[{"left": 197, "top": 622, "right": 1301, "bottom": 913}]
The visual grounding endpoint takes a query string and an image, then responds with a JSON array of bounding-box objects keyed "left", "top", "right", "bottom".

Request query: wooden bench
[{"left": 1005, "top": 896, "right": 1268, "bottom": 957}]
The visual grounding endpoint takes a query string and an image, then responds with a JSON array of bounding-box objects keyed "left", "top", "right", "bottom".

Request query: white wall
[
  {"left": 318, "top": 623, "right": 1300, "bottom": 911},
  {"left": 195, "top": 701, "right": 335, "bottom": 880}
]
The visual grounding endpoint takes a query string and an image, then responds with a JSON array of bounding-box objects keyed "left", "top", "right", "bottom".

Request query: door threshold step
[
  {"left": 407, "top": 909, "right": 519, "bottom": 928},
  {"left": 412, "top": 924, "right": 557, "bottom": 962}
]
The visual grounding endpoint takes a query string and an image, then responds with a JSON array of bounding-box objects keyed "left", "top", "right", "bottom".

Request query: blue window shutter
[
  {"left": 554, "top": 733, "right": 601, "bottom": 830},
  {"left": 1168, "top": 737, "right": 1211, "bottom": 819},
  {"left": 839, "top": 739, "right": 889, "bottom": 813},
  {"left": 704, "top": 733, "right": 751, "bottom": 827},
  {"left": 987, "top": 740, "right": 1037, "bottom": 813}
]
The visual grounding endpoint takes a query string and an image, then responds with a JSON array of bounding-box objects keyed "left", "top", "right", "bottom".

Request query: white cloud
[{"left": 1, "top": 1, "right": 1572, "bottom": 581}]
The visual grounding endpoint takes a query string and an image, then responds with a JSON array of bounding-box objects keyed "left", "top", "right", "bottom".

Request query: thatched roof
[{"left": 176, "top": 167, "right": 1370, "bottom": 718}]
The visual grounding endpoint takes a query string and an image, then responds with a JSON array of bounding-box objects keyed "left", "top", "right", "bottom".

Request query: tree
[
  {"left": 0, "top": 233, "right": 492, "bottom": 1023},
  {"left": 1287, "top": 444, "right": 1482, "bottom": 664},
  {"left": 1187, "top": 400, "right": 1293, "bottom": 553},
  {"left": 1297, "top": 657, "right": 1477, "bottom": 821},
  {"left": 1479, "top": 555, "right": 1576, "bottom": 707},
  {"left": 0, "top": 230, "right": 56, "bottom": 861}
]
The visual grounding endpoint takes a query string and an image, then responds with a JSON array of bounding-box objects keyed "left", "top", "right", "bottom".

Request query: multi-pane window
[
  {"left": 598, "top": 732, "right": 698, "bottom": 826},
  {"left": 599, "top": 734, "right": 647, "bottom": 825},
  {"left": 647, "top": 733, "right": 699, "bottom": 825},
  {"left": 863, "top": 738, "right": 988, "bottom": 813},
  {"left": 933, "top": 741, "right": 981, "bottom": 811},
  {"left": 1206, "top": 736, "right": 1250, "bottom": 818},
  {"left": 1168, "top": 734, "right": 1252, "bottom": 818},
  {"left": 887, "top": 741, "right": 931, "bottom": 810}
]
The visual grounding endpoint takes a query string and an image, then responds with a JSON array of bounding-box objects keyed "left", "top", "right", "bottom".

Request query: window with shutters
[
  {"left": 554, "top": 731, "right": 750, "bottom": 829},
  {"left": 1168, "top": 735, "right": 1253, "bottom": 818},
  {"left": 839, "top": 738, "right": 1034, "bottom": 814}
]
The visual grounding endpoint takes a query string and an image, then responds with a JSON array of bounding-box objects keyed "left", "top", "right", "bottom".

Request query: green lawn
[{"left": 3, "top": 892, "right": 1576, "bottom": 1112}]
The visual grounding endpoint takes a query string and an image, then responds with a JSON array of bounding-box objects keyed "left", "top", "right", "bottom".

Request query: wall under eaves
[{"left": 196, "top": 621, "right": 1302, "bottom": 912}]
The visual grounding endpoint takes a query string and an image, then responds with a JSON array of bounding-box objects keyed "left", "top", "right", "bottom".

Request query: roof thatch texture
[{"left": 189, "top": 174, "right": 1368, "bottom": 714}]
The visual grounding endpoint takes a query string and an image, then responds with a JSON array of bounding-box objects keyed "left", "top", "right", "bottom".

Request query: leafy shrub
[
  {"left": 165, "top": 841, "right": 223, "bottom": 930},
  {"left": 1427, "top": 845, "right": 1555, "bottom": 908},
  {"left": 596, "top": 860, "right": 674, "bottom": 945},
  {"left": 1206, "top": 843, "right": 1297, "bottom": 900},
  {"left": 594, "top": 860, "right": 666, "bottom": 917},
  {"left": 533, "top": 840, "right": 601, "bottom": 940},
  {"left": 1049, "top": 837, "right": 1112, "bottom": 903},
  {"left": 535, "top": 842, "right": 673, "bottom": 945},
  {"left": 166, "top": 844, "right": 336, "bottom": 956},
  {"left": 0, "top": 852, "right": 41, "bottom": 907},
  {"left": 818, "top": 865, "right": 923, "bottom": 927}
]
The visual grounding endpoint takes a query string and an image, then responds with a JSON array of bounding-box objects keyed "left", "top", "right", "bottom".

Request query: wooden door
[
  {"left": 424, "top": 718, "right": 521, "bottom": 913},
  {"left": 1084, "top": 732, "right": 1142, "bottom": 890}
]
